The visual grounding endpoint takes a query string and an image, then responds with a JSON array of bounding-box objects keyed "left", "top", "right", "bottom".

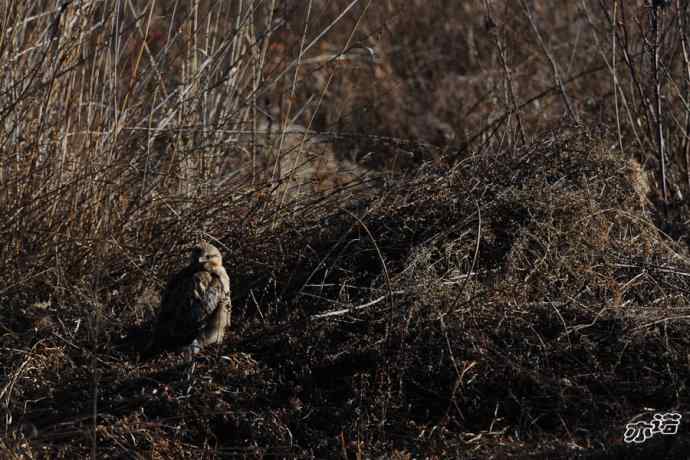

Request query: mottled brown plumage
[{"left": 152, "top": 241, "right": 231, "bottom": 353}]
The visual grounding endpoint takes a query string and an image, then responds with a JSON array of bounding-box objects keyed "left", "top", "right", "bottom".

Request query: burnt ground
[{"left": 2, "top": 127, "right": 690, "bottom": 458}]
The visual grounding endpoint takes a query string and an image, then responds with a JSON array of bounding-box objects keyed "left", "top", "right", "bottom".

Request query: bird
[{"left": 150, "top": 241, "right": 232, "bottom": 355}]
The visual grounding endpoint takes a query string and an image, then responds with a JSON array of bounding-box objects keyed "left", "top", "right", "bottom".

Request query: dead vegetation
[{"left": 2, "top": 1, "right": 690, "bottom": 458}]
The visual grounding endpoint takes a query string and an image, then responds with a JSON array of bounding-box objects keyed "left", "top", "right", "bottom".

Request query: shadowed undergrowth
[{"left": 4, "top": 127, "right": 690, "bottom": 458}]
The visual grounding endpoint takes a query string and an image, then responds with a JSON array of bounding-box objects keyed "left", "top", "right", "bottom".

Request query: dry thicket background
[{"left": 2, "top": 0, "right": 690, "bottom": 458}]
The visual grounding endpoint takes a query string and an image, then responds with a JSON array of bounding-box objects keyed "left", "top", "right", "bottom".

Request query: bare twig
[
  {"left": 311, "top": 295, "right": 386, "bottom": 319},
  {"left": 519, "top": 0, "right": 579, "bottom": 123},
  {"left": 484, "top": 0, "right": 526, "bottom": 146},
  {"left": 678, "top": 0, "right": 690, "bottom": 191},
  {"left": 649, "top": 2, "right": 669, "bottom": 203}
]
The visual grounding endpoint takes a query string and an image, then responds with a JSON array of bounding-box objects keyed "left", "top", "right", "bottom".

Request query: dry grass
[{"left": 2, "top": 0, "right": 690, "bottom": 458}]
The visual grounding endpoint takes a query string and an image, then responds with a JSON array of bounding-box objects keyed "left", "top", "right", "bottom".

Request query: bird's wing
[
  {"left": 191, "top": 271, "right": 227, "bottom": 323},
  {"left": 153, "top": 267, "right": 228, "bottom": 351}
]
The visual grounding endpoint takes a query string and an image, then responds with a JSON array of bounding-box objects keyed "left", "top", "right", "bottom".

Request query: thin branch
[
  {"left": 519, "top": 0, "right": 579, "bottom": 122},
  {"left": 311, "top": 295, "right": 386, "bottom": 319}
]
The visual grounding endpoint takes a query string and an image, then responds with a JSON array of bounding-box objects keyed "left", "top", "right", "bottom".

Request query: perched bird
[{"left": 151, "top": 241, "right": 231, "bottom": 354}]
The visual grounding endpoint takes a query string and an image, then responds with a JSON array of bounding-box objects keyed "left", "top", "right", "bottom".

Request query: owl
[{"left": 151, "top": 241, "right": 232, "bottom": 354}]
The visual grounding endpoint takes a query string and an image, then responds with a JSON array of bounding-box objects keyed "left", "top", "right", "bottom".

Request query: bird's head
[{"left": 191, "top": 241, "right": 223, "bottom": 269}]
